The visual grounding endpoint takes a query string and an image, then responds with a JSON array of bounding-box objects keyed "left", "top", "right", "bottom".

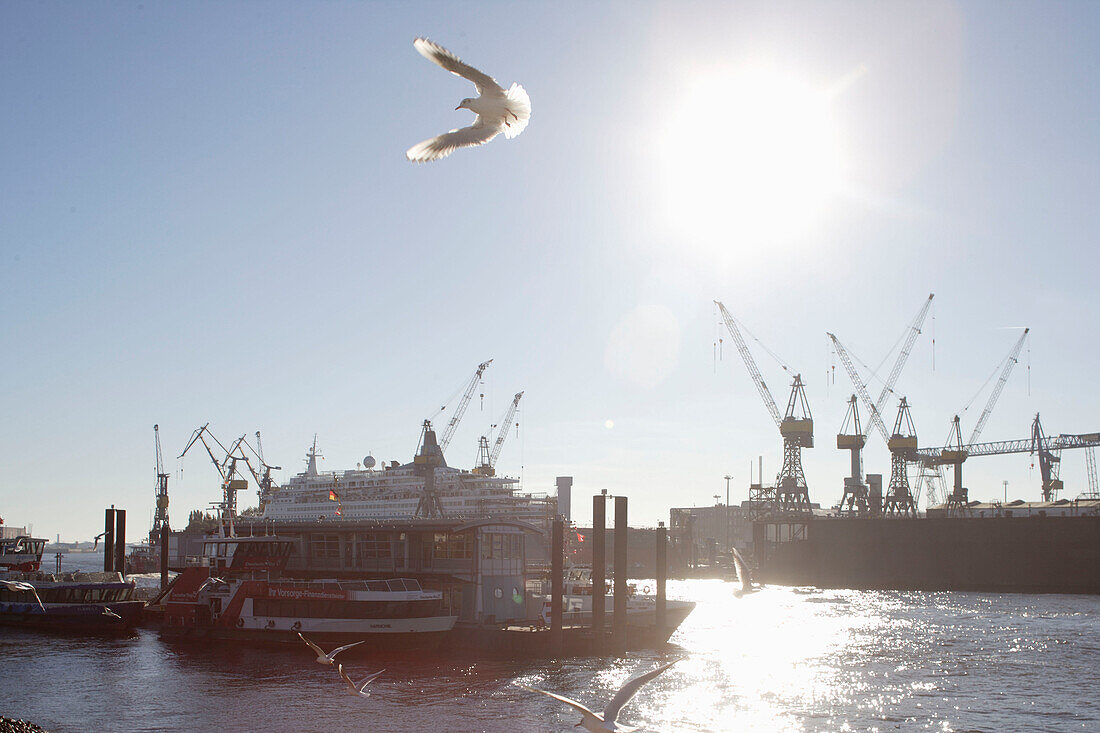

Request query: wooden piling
[
  {"left": 103, "top": 508, "right": 115, "bottom": 573},
  {"left": 114, "top": 509, "right": 126, "bottom": 575},
  {"left": 613, "top": 495, "right": 627, "bottom": 645},
  {"left": 160, "top": 524, "right": 170, "bottom": 590},
  {"left": 657, "top": 521, "right": 667, "bottom": 634},
  {"left": 550, "top": 518, "right": 563, "bottom": 655},
  {"left": 591, "top": 493, "right": 606, "bottom": 642}
]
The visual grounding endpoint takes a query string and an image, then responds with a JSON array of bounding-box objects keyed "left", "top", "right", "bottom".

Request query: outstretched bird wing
[
  {"left": 603, "top": 660, "right": 679, "bottom": 723},
  {"left": 329, "top": 640, "right": 366, "bottom": 659},
  {"left": 519, "top": 683, "right": 599, "bottom": 718},
  {"left": 337, "top": 663, "right": 356, "bottom": 691},
  {"left": 406, "top": 121, "right": 501, "bottom": 163},
  {"left": 356, "top": 669, "right": 386, "bottom": 691},
  {"left": 414, "top": 38, "right": 504, "bottom": 97},
  {"left": 297, "top": 632, "right": 326, "bottom": 657}
]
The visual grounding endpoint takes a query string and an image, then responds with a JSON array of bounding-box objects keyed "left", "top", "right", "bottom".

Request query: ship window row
[
  {"left": 252, "top": 598, "right": 441, "bottom": 619},
  {"left": 433, "top": 532, "right": 472, "bottom": 560},
  {"left": 0, "top": 587, "right": 130, "bottom": 604}
]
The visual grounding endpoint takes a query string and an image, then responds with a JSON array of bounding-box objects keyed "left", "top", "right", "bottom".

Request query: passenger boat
[
  {"left": 535, "top": 565, "right": 696, "bottom": 633},
  {"left": 160, "top": 534, "right": 458, "bottom": 648},
  {"left": 0, "top": 534, "right": 46, "bottom": 573}
]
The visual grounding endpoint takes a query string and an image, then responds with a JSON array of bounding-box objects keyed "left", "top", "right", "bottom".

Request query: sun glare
[{"left": 658, "top": 66, "right": 846, "bottom": 246}]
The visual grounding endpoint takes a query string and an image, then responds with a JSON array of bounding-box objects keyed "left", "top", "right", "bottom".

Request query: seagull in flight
[
  {"left": 337, "top": 663, "right": 385, "bottom": 698},
  {"left": 519, "top": 660, "right": 679, "bottom": 732},
  {"left": 297, "top": 632, "right": 365, "bottom": 665},
  {"left": 730, "top": 547, "right": 758, "bottom": 598},
  {"left": 406, "top": 37, "right": 531, "bottom": 163},
  {"left": 0, "top": 580, "right": 45, "bottom": 611}
]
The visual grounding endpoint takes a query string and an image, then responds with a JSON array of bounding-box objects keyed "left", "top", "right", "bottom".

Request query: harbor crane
[
  {"left": 473, "top": 391, "right": 524, "bottom": 476},
  {"left": 1083, "top": 447, "right": 1099, "bottom": 500},
  {"left": 179, "top": 424, "right": 250, "bottom": 534},
  {"left": 151, "top": 425, "right": 170, "bottom": 542},
  {"left": 835, "top": 395, "right": 870, "bottom": 514},
  {"left": 914, "top": 414, "right": 1100, "bottom": 502},
  {"left": 438, "top": 359, "right": 493, "bottom": 453},
  {"left": 715, "top": 301, "right": 813, "bottom": 515},
  {"left": 240, "top": 431, "right": 281, "bottom": 510},
  {"left": 885, "top": 398, "right": 919, "bottom": 515},
  {"left": 922, "top": 328, "right": 1030, "bottom": 513}
]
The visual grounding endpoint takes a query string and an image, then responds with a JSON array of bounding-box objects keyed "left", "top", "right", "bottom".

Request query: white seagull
[
  {"left": 730, "top": 547, "right": 758, "bottom": 597},
  {"left": 0, "top": 580, "right": 45, "bottom": 611},
  {"left": 520, "top": 660, "right": 679, "bottom": 732},
  {"left": 406, "top": 37, "right": 531, "bottom": 163},
  {"left": 337, "top": 663, "right": 386, "bottom": 698},
  {"left": 297, "top": 632, "right": 365, "bottom": 665}
]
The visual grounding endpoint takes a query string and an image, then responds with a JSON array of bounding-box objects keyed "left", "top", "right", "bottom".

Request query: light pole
[{"left": 723, "top": 474, "right": 733, "bottom": 553}]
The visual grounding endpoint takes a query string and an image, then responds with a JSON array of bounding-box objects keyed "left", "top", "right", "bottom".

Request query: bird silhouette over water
[
  {"left": 519, "top": 659, "right": 679, "bottom": 732},
  {"left": 297, "top": 632, "right": 365, "bottom": 665},
  {"left": 406, "top": 38, "right": 531, "bottom": 162}
]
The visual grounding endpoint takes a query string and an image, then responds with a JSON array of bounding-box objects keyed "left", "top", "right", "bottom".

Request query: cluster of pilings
[
  {"left": 101, "top": 506, "right": 171, "bottom": 588},
  {"left": 546, "top": 494, "right": 669, "bottom": 655}
]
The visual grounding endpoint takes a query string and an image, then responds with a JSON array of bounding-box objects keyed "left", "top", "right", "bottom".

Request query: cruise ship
[{"left": 259, "top": 427, "right": 556, "bottom": 527}]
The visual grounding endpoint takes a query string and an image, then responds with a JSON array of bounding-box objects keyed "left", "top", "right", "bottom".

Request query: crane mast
[
  {"left": 715, "top": 301, "right": 812, "bottom": 515},
  {"left": 828, "top": 333, "right": 890, "bottom": 443},
  {"left": 885, "top": 398, "right": 919, "bottom": 515},
  {"left": 439, "top": 359, "right": 493, "bottom": 452},
  {"left": 836, "top": 395, "right": 869, "bottom": 514},
  {"left": 151, "top": 425, "right": 170, "bottom": 542},
  {"left": 473, "top": 391, "right": 524, "bottom": 476},
  {"left": 968, "top": 328, "right": 1029, "bottom": 444}
]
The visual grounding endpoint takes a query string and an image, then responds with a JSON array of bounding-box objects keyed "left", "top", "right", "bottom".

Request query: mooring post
[
  {"left": 103, "top": 508, "right": 115, "bottom": 572},
  {"left": 656, "top": 521, "right": 667, "bottom": 636},
  {"left": 550, "top": 518, "right": 564, "bottom": 655},
  {"left": 613, "top": 495, "right": 628, "bottom": 646},
  {"left": 114, "top": 509, "right": 126, "bottom": 576},
  {"left": 160, "top": 523, "right": 171, "bottom": 590},
  {"left": 592, "top": 492, "right": 606, "bottom": 645}
]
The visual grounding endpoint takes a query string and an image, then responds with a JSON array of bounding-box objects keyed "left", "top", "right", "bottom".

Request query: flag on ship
[
  {"left": 576, "top": 532, "right": 584, "bottom": 542},
  {"left": 329, "top": 489, "right": 339, "bottom": 501},
  {"left": 335, "top": 504, "right": 343, "bottom": 517}
]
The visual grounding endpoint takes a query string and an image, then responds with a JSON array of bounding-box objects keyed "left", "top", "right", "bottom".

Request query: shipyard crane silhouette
[
  {"left": 914, "top": 414, "right": 1100, "bottom": 502},
  {"left": 415, "top": 359, "right": 492, "bottom": 518},
  {"left": 151, "top": 425, "right": 170, "bottom": 542},
  {"left": 473, "top": 391, "right": 523, "bottom": 476},
  {"left": 179, "top": 424, "right": 250, "bottom": 535},
  {"left": 715, "top": 301, "right": 813, "bottom": 516},
  {"left": 826, "top": 295, "right": 932, "bottom": 515},
  {"left": 919, "top": 328, "right": 1029, "bottom": 513}
]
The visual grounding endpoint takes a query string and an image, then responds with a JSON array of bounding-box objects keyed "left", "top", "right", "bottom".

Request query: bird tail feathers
[{"left": 503, "top": 83, "right": 531, "bottom": 139}]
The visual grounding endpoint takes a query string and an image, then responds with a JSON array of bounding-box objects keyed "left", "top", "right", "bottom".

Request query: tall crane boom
[
  {"left": 439, "top": 359, "right": 493, "bottom": 452},
  {"left": 151, "top": 424, "right": 170, "bottom": 539},
  {"left": 866, "top": 294, "right": 934, "bottom": 440},
  {"left": 489, "top": 391, "right": 524, "bottom": 468},
  {"left": 828, "top": 332, "right": 891, "bottom": 443},
  {"left": 968, "top": 328, "right": 1029, "bottom": 444},
  {"left": 715, "top": 301, "right": 782, "bottom": 428}
]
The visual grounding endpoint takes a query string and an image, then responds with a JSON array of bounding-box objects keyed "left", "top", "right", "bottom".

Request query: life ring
[
  {"left": 235, "top": 617, "right": 244, "bottom": 628},
  {"left": 643, "top": 585, "right": 651, "bottom": 594}
]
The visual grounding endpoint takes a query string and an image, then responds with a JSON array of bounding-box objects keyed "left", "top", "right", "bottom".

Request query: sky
[{"left": 2, "top": 1, "right": 1098, "bottom": 541}]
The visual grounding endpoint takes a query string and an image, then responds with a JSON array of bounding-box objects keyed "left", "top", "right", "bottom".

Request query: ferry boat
[
  {"left": 535, "top": 565, "right": 696, "bottom": 631},
  {"left": 161, "top": 534, "right": 458, "bottom": 647},
  {"left": 259, "top": 435, "right": 555, "bottom": 527},
  {"left": 1, "top": 536, "right": 144, "bottom": 631}
]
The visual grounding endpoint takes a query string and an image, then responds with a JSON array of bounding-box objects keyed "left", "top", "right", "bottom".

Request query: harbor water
[{"left": 2, "top": 554, "right": 1097, "bottom": 732}]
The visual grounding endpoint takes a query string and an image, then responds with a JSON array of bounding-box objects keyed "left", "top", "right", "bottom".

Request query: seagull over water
[
  {"left": 297, "top": 632, "right": 365, "bottom": 665},
  {"left": 520, "top": 660, "right": 679, "bottom": 732},
  {"left": 337, "top": 663, "right": 385, "bottom": 698},
  {"left": 406, "top": 37, "right": 531, "bottom": 163}
]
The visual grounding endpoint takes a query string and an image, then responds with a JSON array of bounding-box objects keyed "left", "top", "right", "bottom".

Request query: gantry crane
[
  {"left": 438, "top": 359, "right": 493, "bottom": 453},
  {"left": 179, "top": 424, "right": 249, "bottom": 535},
  {"left": 715, "top": 301, "right": 813, "bottom": 515},
  {"left": 474, "top": 391, "right": 524, "bottom": 476},
  {"left": 151, "top": 425, "right": 170, "bottom": 543},
  {"left": 836, "top": 395, "right": 869, "bottom": 514},
  {"left": 1031, "top": 414, "right": 1062, "bottom": 501},
  {"left": 1083, "top": 447, "right": 1099, "bottom": 500},
  {"left": 923, "top": 328, "right": 1030, "bottom": 513},
  {"left": 885, "top": 398, "right": 919, "bottom": 515},
  {"left": 915, "top": 415, "right": 1100, "bottom": 503}
]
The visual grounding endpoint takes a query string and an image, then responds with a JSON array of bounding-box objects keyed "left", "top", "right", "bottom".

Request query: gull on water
[
  {"left": 297, "top": 632, "right": 365, "bottom": 665},
  {"left": 519, "top": 660, "right": 679, "bottom": 732},
  {"left": 337, "top": 663, "right": 385, "bottom": 698},
  {"left": 406, "top": 37, "right": 531, "bottom": 163}
]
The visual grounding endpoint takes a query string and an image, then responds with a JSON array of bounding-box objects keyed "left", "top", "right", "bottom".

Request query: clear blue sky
[{"left": 2, "top": 1, "right": 1098, "bottom": 541}]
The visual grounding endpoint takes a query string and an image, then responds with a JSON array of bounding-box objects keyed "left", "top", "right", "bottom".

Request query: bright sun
[{"left": 658, "top": 65, "right": 846, "bottom": 245}]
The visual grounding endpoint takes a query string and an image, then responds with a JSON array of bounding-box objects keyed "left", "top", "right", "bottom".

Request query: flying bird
[
  {"left": 730, "top": 546, "right": 758, "bottom": 597},
  {"left": 0, "top": 580, "right": 45, "bottom": 611},
  {"left": 406, "top": 37, "right": 531, "bottom": 163},
  {"left": 519, "top": 660, "right": 679, "bottom": 732},
  {"left": 337, "top": 663, "right": 386, "bottom": 698},
  {"left": 297, "top": 632, "right": 365, "bottom": 665}
]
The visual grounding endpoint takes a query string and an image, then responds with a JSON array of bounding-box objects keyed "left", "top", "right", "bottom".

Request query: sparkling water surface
[{"left": 2, "top": 554, "right": 1097, "bottom": 732}]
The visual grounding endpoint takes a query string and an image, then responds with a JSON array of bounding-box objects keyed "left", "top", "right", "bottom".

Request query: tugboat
[{"left": 160, "top": 534, "right": 458, "bottom": 648}]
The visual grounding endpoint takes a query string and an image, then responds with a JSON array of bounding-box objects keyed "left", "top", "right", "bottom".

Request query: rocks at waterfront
[{"left": 0, "top": 718, "right": 49, "bottom": 733}]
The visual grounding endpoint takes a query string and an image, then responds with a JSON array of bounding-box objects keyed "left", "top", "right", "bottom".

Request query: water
[{"left": 3, "top": 553, "right": 1097, "bottom": 732}]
